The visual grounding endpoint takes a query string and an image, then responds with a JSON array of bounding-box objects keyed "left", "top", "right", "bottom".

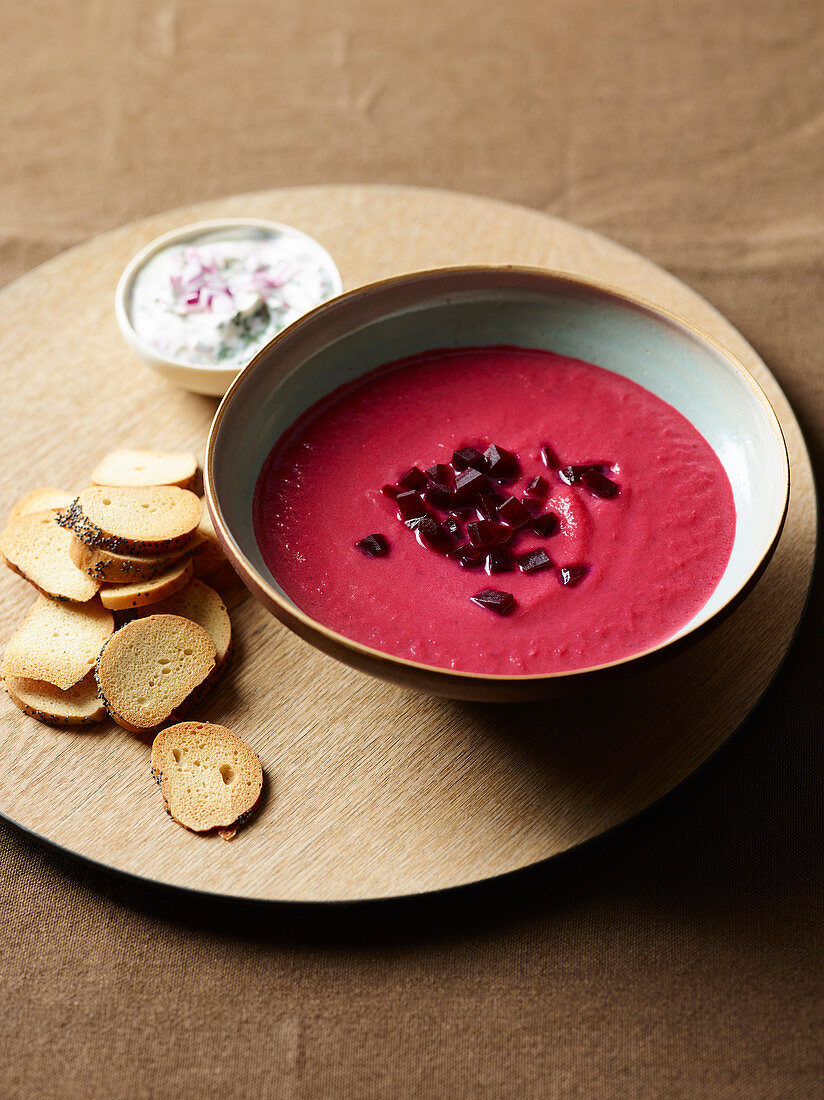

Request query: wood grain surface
[{"left": 0, "top": 185, "right": 815, "bottom": 902}]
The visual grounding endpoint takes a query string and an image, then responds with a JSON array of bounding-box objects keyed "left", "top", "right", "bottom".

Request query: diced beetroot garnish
[
  {"left": 558, "top": 463, "right": 602, "bottom": 485},
  {"left": 425, "top": 463, "right": 453, "bottom": 485},
  {"left": 558, "top": 465, "right": 583, "bottom": 485},
  {"left": 396, "top": 491, "right": 429, "bottom": 520},
  {"left": 470, "top": 588, "right": 516, "bottom": 615},
  {"left": 475, "top": 495, "right": 498, "bottom": 522},
  {"left": 453, "top": 466, "right": 488, "bottom": 504},
  {"left": 485, "top": 547, "right": 514, "bottom": 574},
  {"left": 581, "top": 469, "right": 619, "bottom": 498},
  {"left": 414, "top": 515, "right": 452, "bottom": 549},
  {"left": 465, "top": 519, "right": 499, "bottom": 547},
  {"left": 371, "top": 444, "right": 617, "bottom": 585},
  {"left": 452, "top": 447, "right": 485, "bottom": 472},
  {"left": 497, "top": 496, "right": 532, "bottom": 529},
  {"left": 516, "top": 547, "right": 553, "bottom": 574},
  {"left": 398, "top": 466, "right": 428, "bottom": 491},
  {"left": 488, "top": 520, "right": 513, "bottom": 543},
  {"left": 424, "top": 483, "right": 453, "bottom": 510},
  {"left": 355, "top": 534, "right": 389, "bottom": 557},
  {"left": 449, "top": 544, "right": 485, "bottom": 569},
  {"left": 559, "top": 564, "right": 589, "bottom": 586},
  {"left": 532, "top": 512, "right": 560, "bottom": 537},
  {"left": 483, "top": 443, "right": 520, "bottom": 479},
  {"left": 523, "top": 475, "right": 548, "bottom": 498},
  {"left": 540, "top": 443, "right": 560, "bottom": 469}
]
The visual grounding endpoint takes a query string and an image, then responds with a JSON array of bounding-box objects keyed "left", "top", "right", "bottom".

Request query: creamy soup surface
[{"left": 254, "top": 346, "right": 736, "bottom": 675}]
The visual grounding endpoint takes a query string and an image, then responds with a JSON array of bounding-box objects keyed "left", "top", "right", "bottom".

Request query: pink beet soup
[{"left": 253, "top": 346, "right": 736, "bottom": 675}]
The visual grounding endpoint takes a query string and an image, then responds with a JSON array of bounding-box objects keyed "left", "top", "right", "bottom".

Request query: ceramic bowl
[
  {"left": 205, "top": 267, "right": 789, "bottom": 701},
  {"left": 114, "top": 218, "right": 342, "bottom": 397}
]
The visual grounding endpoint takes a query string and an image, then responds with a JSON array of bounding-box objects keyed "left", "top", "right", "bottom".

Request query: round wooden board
[{"left": 0, "top": 185, "right": 815, "bottom": 902}]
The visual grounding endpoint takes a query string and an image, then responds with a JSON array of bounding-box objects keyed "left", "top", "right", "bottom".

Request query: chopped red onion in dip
[{"left": 128, "top": 227, "right": 339, "bottom": 368}]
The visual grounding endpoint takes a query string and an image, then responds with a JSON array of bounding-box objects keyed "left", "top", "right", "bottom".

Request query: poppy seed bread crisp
[
  {"left": 99, "top": 557, "right": 194, "bottom": 611},
  {"left": 69, "top": 533, "right": 200, "bottom": 584},
  {"left": 95, "top": 614, "right": 216, "bottom": 732},
  {"left": 130, "top": 579, "right": 232, "bottom": 669},
  {"left": 7, "top": 487, "right": 74, "bottom": 525},
  {"left": 0, "top": 596, "right": 114, "bottom": 690},
  {"left": 191, "top": 499, "right": 226, "bottom": 578},
  {"left": 1, "top": 510, "right": 100, "bottom": 602},
  {"left": 150, "top": 722, "right": 263, "bottom": 839},
  {"left": 90, "top": 450, "right": 198, "bottom": 491},
  {"left": 59, "top": 486, "right": 202, "bottom": 556},
  {"left": 4, "top": 670, "right": 105, "bottom": 726}
]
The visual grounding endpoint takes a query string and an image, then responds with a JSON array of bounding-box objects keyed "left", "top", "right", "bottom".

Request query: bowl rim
[
  {"left": 113, "top": 216, "right": 343, "bottom": 375},
  {"left": 205, "top": 264, "right": 790, "bottom": 686}
]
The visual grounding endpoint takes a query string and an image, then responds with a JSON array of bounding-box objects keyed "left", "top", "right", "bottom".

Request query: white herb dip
[{"left": 128, "top": 224, "right": 340, "bottom": 368}]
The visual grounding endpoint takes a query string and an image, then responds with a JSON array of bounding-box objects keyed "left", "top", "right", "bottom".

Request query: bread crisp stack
[
  {"left": 1, "top": 456, "right": 223, "bottom": 725},
  {"left": 1, "top": 452, "right": 257, "bottom": 842}
]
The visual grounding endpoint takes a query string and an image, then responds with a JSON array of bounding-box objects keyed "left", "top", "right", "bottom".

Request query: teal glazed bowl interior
[{"left": 205, "top": 267, "right": 789, "bottom": 702}]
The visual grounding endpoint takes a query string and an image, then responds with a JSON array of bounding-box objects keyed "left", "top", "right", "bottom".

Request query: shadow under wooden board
[{"left": 0, "top": 185, "right": 816, "bottom": 902}]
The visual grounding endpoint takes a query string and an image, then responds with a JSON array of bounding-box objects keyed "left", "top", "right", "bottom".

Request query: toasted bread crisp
[
  {"left": 7, "top": 488, "right": 74, "bottom": 526},
  {"left": 150, "top": 721, "right": 263, "bottom": 839},
  {"left": 1, "top": 596, "right": 114, "bottom": 690},
  {"left": 69, "top": 533, "right": 199, "bottom": 583},
  {"left": 99, "top": 557, "right": 194, "bottom": 611},
  {"left": 90, "top": 450, "right": 198, "bottom": 491},
  {"left": 131, "top": 579, "right": 232, "bottom": 671},
  {"left": 191, "top": 499, "right": 226, "bottom": 578},
  {"left": 4, "top": 670, "right": 105, "bottom": 726},
  {"left": 1, "top": 511, "right": 100, "bottom": 602},
  {"left": 95, "top": 614, "right": 216, "bottom": 732},
  {"left": 59, "top": 486, "right": 202, "bottom": 556}
]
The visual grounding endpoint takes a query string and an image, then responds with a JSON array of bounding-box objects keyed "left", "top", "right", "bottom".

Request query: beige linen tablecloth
[{"left": 1, "top": 2, "right": 822, "bottom": 1096}]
